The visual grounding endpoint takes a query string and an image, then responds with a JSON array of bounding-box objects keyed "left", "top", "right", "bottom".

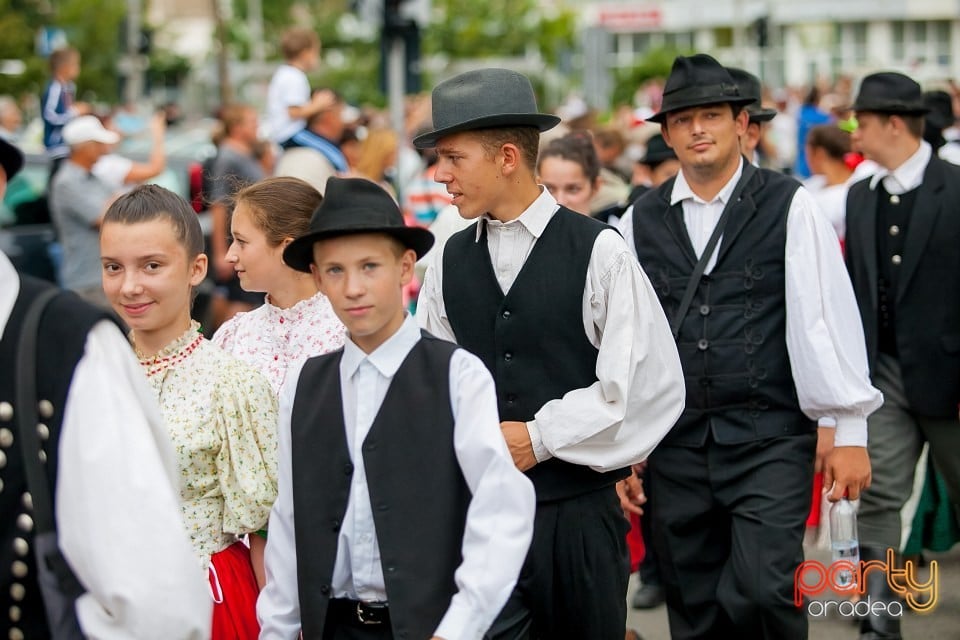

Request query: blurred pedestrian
[
  {"left": 41, "top": 47, "right": 90, "bottom": 183},
  {"left": 845, "top": 72, "right": 960, "bottom": 640},
  {"left": 804, "top": 124, "right": 854, "bottom": 242},
  {"left": 274, "top": 91, "right": 348, "bottom": 196},
  {"left": 267, "top": 27, "right": 335, "bottom": 150}
]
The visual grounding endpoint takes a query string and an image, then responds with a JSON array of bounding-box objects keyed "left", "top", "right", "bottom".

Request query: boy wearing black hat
[
  {"left": 726, "top": 67, "right": 778, "bottom": 165},
  {"left": 846, "top": 71, "right": 960, "bottom": 640},
  {"left": 619, "top": 54, "right": 880, "bottom": 639},
  {"left": 415, "top": 68, "right": 686, "bottom": 639},
  {"left": 258, "top": 177, "right": 535, "bottom": 640}
]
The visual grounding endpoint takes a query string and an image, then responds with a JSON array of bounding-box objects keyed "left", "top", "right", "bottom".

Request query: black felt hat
[
  {"left": 923, "top": 90, "right": 955, "bottom": 131},
  {"left": 283, "top": 177, "right": 435, "bottom": 273},
  {"left": 0, "top": 137, "right": 24, "bottom": 182},
  {"left": 648, "top": 54, "right": 755, "bottom": 124},
  {"left": 726, "top": 67, "right": 778, "bottom": 123},
  {"left": 639, "top": 134, "right": 677, "bottom": 165},
  {"left": 413, "top": 68, "right": 560, "bottom": 148},
  {"left": 849, "top": 72, "right": 928, "bottom": 115}
]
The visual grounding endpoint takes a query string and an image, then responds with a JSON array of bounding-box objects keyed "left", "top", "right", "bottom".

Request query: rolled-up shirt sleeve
[{"left": 784, "top": 187, "right": 883, "bottom": 447}]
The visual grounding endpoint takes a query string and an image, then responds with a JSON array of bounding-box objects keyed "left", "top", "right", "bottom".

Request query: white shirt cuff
[
  {"left": 817, "top": 416, "right": 837, "bottom": 428},
  {"left": 526, "top": 420, "right": 552, "bottom": 463},
  {"left": 832, "top": 415, "right": 868, "bottom": 448},
  {"left": 433, "top": 598, "right": 488, "bottom": 640}
]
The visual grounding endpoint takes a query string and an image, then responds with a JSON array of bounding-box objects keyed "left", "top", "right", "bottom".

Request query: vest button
[
  {"left": 889, "top": 225, "right": 900, "bottom": 237},
  {"left": 344, "top": 463, "right": 354, "bottom": 475},
  {"left": 331, "top": 519, "right": 341, "bottom": 532},
  {"left": 501, "top": 310, "right": 511, "bottom": 319},
  {"left": 504, "top": 352, "right": 513, "bottom": 362},
  {"left": 697, "top": 339, "right": 710, "bottom": 351},
  {"left": 0, "top": 402, "right": 12, "bottom": 422},
  {"left": 506, "top": 394, "right": 517, "bottom": 405},
  {"left": 891, "top": 254, "right": 902, "bottom": 266},
  {"left": 0, "top": 428, "right": 12, "bottom": 448},
  {"left": 320, "top": 584, "right": 331, "bottom": 596},
  {"left": 699, "top": 304, "right": 711, "bottom": 316}
]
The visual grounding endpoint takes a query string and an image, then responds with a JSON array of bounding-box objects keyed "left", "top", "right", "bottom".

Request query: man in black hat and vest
[
  {"left": 618, "top": 53, "right": 882, "bottom": 639},
  {"left": 845, "top": 71, "right": 960, "bottom": 640},
  {"left": 414, "top": 68, "right": 685, "bottom": 639},
  {"left": 0, "top": 137, "right": 210, "bottom": 638}
]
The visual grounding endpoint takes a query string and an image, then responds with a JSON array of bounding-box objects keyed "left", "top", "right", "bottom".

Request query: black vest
[
  {"left": 290, "top": 333, "right": 470, "bottom": 640},
  {"left": 875, "top": 184, "right": 919, "bottom": 357},
  {"left": 0, "top": 276, "right": 109, "bottom": 639},
  {"left": 632, "top": 168, "right": 814, "bottom": 446},
  {"left": 442, "top": 208, "right": 628, "bottom": 502}
]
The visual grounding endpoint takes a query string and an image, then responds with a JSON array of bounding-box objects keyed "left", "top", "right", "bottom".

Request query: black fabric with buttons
[
  {"left": 632, "top": 167, "right": 814, "bottom": 447},
  {"left": 0, "top": 275, "right": 110, "bottom": 638},
  {"left": 875, "top": 184, "right": 919, "bottom": 357},
  {"left": 289, "top": 333, "right": 467, "bottom": 640},
  {"left": 442, "top": 207, "right": 629, "bottom": 502}
]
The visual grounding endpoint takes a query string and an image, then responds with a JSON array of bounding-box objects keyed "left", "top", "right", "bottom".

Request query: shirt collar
[
  {"left": 868, "top": 141, "right": 932, "bottom": 192},
  {"left": 0, "top": 252, "right": 19, "bottom": 333},
  {"left": 340, "top": 313, "right": 421, "bottom": 380},
  {"left": 474, "top": 187, "right": 560, "bottom": 242},
  {"left": 671, "top": 157, "right": 745, "bottom": 206}
]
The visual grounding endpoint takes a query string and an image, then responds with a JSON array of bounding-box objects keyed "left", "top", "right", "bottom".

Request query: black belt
[{"left": 327, "top": 598, "right": 390, "bottom": 626}]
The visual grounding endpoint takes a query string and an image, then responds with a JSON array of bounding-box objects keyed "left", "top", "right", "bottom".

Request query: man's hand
[
  {"left": 815, "top": 426, "right": 835, "bottom": 474},
  {"left": 500, "top": 421, "right": 537, "bottom": 472},
  {"left": 823, "top": 446, "right": 872, "bottom": 502},
  {"left": 616, "top": 469, "right": 645, "bottom": 517}
]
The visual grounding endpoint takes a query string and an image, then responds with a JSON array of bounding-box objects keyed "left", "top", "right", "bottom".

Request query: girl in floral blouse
[
  {"left": 213, "top": 176, "right": 345, "bottom": 393},
  {"left": 100, "top": 184, "right": 277, "bottom": 640}
]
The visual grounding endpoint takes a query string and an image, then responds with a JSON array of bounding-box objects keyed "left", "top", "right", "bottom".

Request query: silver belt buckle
[{"left": 356, "top": 602, "right": 379, "bottom": 625}]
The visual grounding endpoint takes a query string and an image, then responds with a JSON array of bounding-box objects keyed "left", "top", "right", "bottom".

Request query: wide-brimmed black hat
[
  {"left": 0, "top": 137, "right": 24, "bottom": 181},
  {"left": 726, "top": 67, "right": 778, "bottom": 123},
  {"left": 639, "top": 134, "right": 677, "bottom": 165},
  {"left": 849, "top": 72, "right": 928, "bottom": 115},
  {"left": 283, "top": 177, "right": 435, "bottom": 273},
  {"left": 413, "top": 68, "right": 560, "bottom": 148},
  {"left": 648, "top": 54, "right": 755, "bottom": 124},
  {"left": 923, "top": 90, "right": 955, "bottom": 131}
]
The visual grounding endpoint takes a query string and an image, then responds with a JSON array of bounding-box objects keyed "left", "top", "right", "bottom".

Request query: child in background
[
  {"left": 267, "top": 27, "right": 335, "bottom": 150},
  {"left": 41, "top": 47, "right": 91, "bottom": 181},
  {"left": 100, "top": 184, "right": 278, "bottom": 640}
]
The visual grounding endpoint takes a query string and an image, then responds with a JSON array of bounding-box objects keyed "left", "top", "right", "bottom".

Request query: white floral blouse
[
  {"left": 212, "top": 292, "right": 346, "bottom": 394},
  {"left": 136, "top": 321, "right": 279, "bottom": 564}
]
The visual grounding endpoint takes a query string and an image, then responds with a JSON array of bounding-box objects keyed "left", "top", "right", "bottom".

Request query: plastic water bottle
[{"left": 830, "top": 491, "right": 860, "bottom": 589}]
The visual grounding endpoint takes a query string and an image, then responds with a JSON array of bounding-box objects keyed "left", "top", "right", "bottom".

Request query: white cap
[{"left": 62, "top": 115, "right": 120, "bottom": 146}]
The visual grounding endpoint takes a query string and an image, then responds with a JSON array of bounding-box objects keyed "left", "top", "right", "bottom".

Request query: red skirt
[{"left": 209, "top": 540, "right": 261, "bottom": 640}]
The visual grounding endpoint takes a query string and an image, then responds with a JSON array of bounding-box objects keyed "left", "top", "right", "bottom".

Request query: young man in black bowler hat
[
  {"left": 414, "top": 67, "right": 686, "bottom": 640},
  {"left": 845, "top": 71, "right": 960, "bottom": 640},
  {"left": 618, "top": 53, "right": 881, "bottom": 640},
  {"left": 0, "top": 138, "right": 211, "bottom": 639},
  {"left": 257, "top": 176, "right": 535, "bottom": 640}
]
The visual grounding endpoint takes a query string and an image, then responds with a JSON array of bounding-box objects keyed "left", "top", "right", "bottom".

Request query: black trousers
[
  {"left": 649, "top": 431, "right": 816, "bottom": 640},
  {"left": 486, "top": 485, "right": 630, "bottom": 640}
]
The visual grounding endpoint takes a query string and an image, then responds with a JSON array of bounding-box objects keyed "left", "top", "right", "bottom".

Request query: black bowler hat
[
  {"left": 726, "top": 67, "right": 778, "bottom": 123},
  {"left": 283, "top": 177, "right": 435, "bottom": 273},
  {"left": 648, "top": 54, "right": 755, "bottom": 124},
  {"left": 849, "top": 72, "right": 928, "bottom": 115},
  {"left": 413, "top": 68, "right": 560, "bottom": 148},
  {"left": 639, "top": 134, "right": 677, "bottom": 166},
  {"left": 0, "top": 137, "right": 24, "bottom": 181},
  {"left": 923, "top": 90, "right": 955, "bottom": 131}
]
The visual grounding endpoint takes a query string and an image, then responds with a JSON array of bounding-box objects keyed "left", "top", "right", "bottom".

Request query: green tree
[{"left": 611, "top": 46, "right": 691, "bottom": 107}]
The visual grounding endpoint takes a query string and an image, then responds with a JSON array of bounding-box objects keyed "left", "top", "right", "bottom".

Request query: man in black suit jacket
[{"left": 845, "top": 71, "right": 960, "bottom": 640}]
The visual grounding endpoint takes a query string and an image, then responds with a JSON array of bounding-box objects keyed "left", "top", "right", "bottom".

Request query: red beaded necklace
[{"left": 139, "top": 331, "right": 205, "bottom": 378}]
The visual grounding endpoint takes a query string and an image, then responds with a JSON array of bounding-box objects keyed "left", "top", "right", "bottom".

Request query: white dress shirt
[
  {"left": 417, "top": 187, "right": 686, "bottom": 471},
  {"left": 618, "top": 159, "right": 883, "bottom": 446},
  {"left": 258, "top": 315, "right": 535, "bottom": 640},
  {"left": 0, "top": 252, "right": 211, "bottom": 639},
  {"left": 868, "top": 140, "right": 932, "bottom": 194}
]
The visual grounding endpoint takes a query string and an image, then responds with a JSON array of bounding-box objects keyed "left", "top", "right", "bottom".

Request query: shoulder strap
[
  {"left": 15, "top": 287, "right": 59, "bottom": 534},
  {"left": 670, "top": 161, "right": 757, "bottom": 339},
  {"left": 15, "top": 286, "right": 86, "bottom": 602}
]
